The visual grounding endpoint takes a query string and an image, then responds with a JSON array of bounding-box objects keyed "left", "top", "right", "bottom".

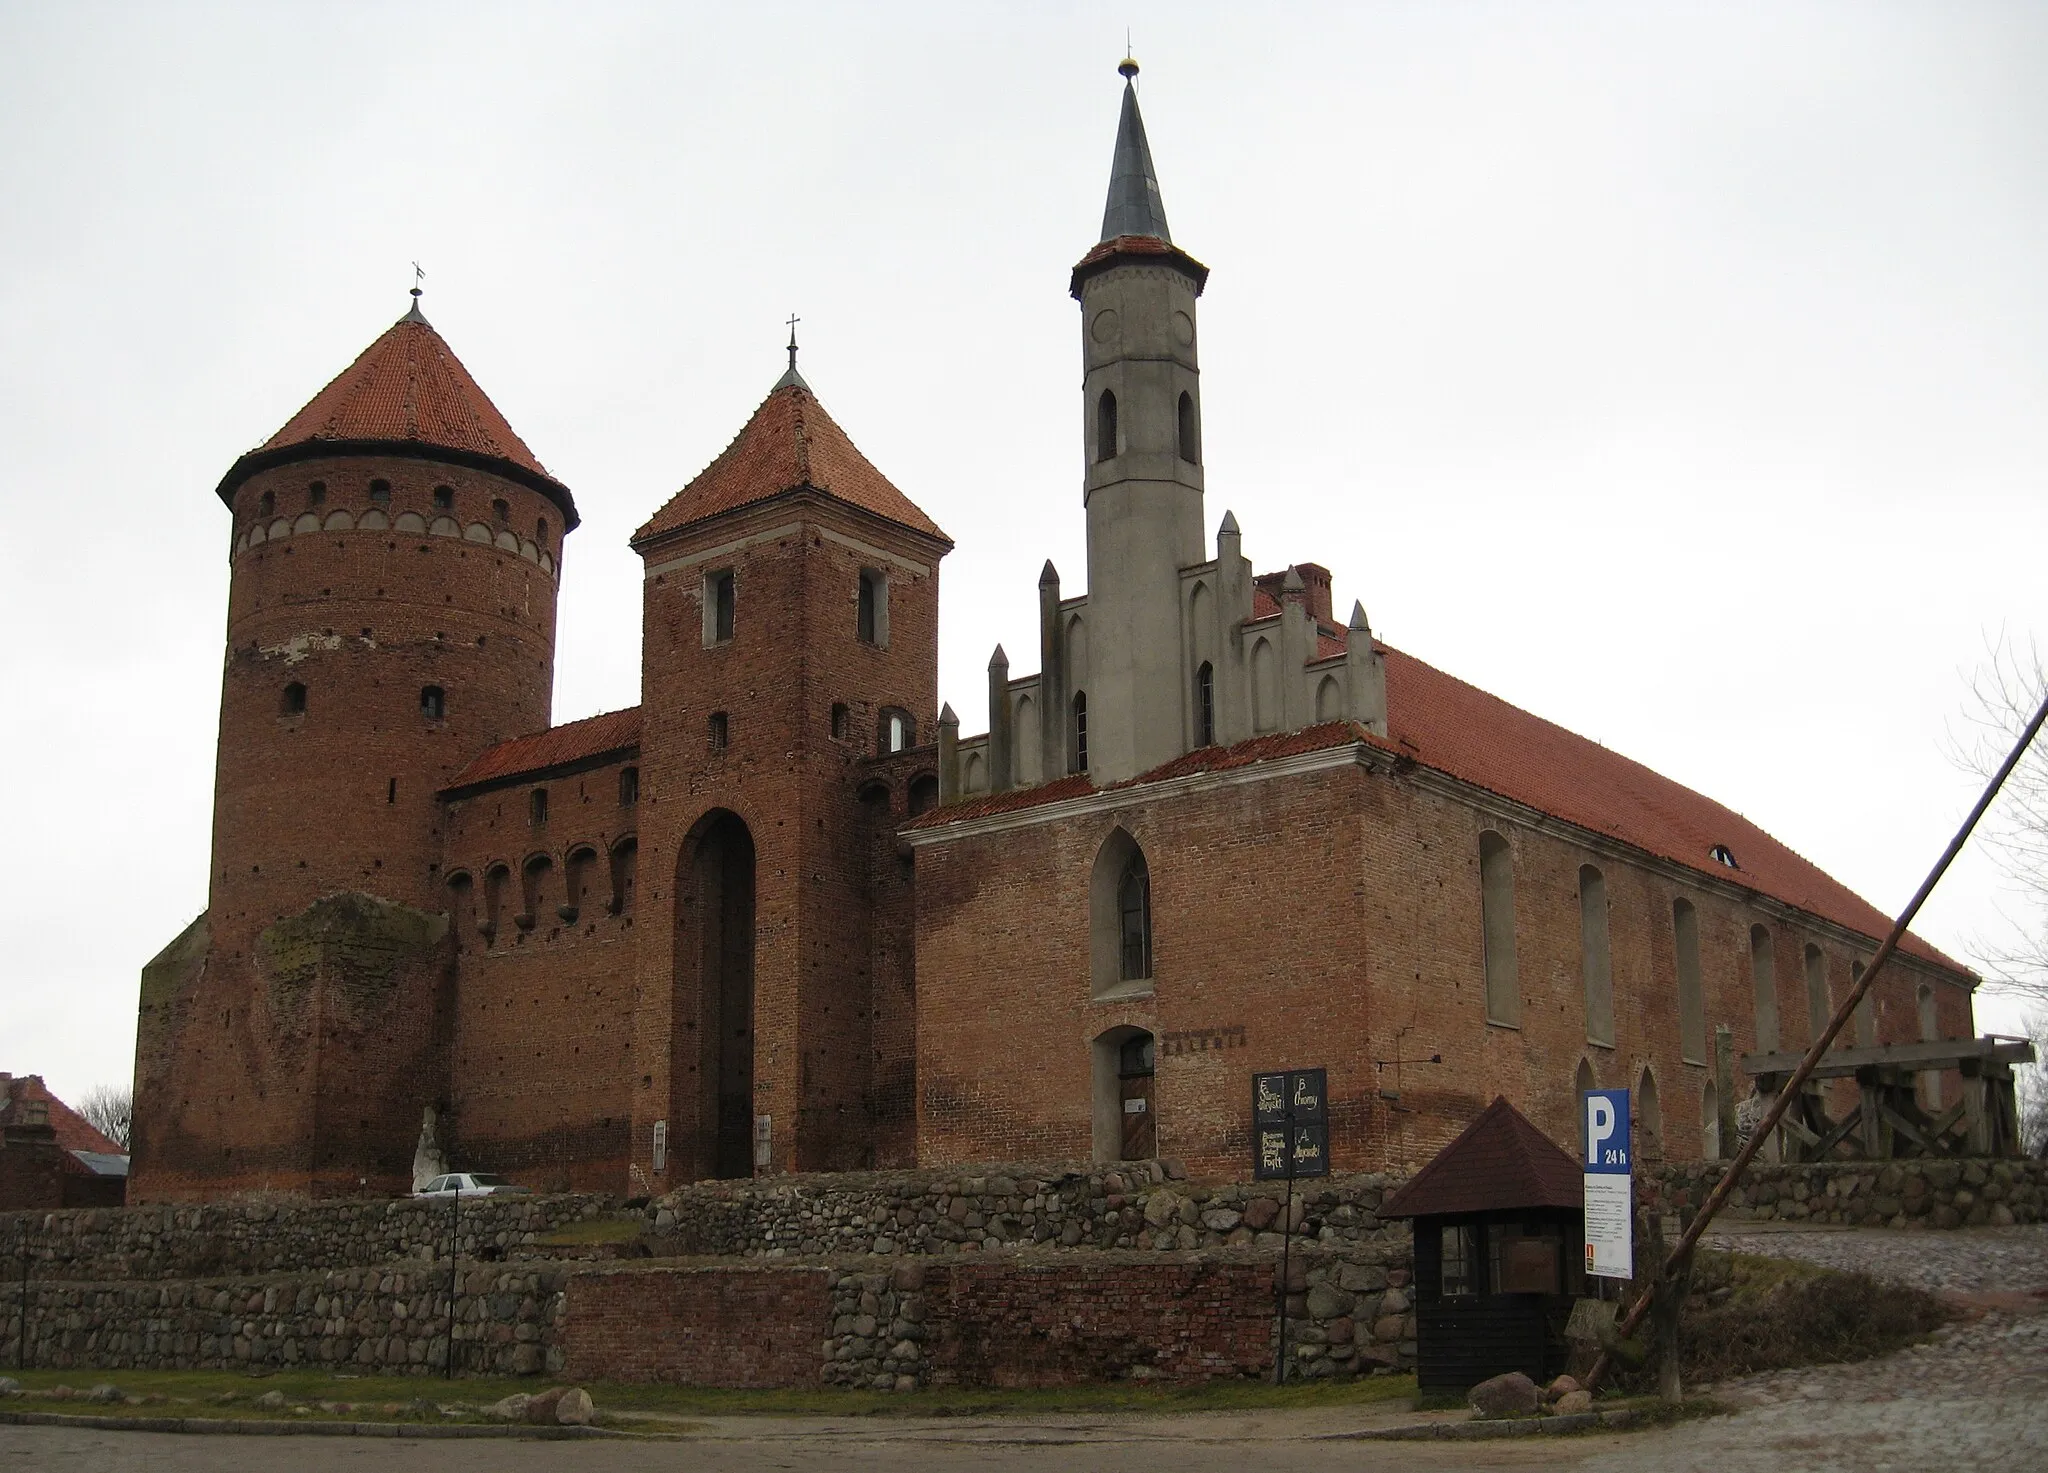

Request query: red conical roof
[
  {"left": 634, "top": 376, "right": 948, "bottom": 548},
  {"left": 215, "top": 306, "right": 576, "bottom": 527}
]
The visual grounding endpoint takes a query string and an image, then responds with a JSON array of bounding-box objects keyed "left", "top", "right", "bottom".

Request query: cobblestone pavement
[{"left": 1702, "top": 1221, "right": 2048, "bottom": 1294}]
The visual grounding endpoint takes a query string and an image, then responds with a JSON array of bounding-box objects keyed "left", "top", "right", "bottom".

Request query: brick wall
[
  {"left": 912, "top": 749, "right": 1970, "bottom": 1177},
  {"left": 561, "top": 1264, "right": 833, "bottom": 1387}
]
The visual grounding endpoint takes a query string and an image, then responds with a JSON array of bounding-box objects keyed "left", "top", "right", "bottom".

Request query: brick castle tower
[{"left": 131, "top": 292, "right": 578, "bottom": 1199}]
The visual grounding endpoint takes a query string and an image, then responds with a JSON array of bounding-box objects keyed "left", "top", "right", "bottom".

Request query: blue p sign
[{"left": 1583, "top": 1089, "right": 1630, "bottom": 1174}]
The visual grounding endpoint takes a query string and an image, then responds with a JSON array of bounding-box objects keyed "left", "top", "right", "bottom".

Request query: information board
[
  {"left": 1252, "top": 1068, "right": 1329, "bottom": 1181},
  {"left": 1581, "top": 1088, "right": 1633, "bottom": 1280}
]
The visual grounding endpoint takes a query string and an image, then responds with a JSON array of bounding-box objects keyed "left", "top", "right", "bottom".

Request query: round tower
[{"left": 206, "top": 294, "right": 577, "bottom": 950}]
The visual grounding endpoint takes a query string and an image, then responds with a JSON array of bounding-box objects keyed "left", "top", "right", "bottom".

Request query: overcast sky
[{"left": 3, "top": 3, "right": 2045, "bottom": 1106}]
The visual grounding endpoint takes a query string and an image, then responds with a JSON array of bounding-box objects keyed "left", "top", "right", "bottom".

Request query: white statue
[{"left": 411, "top": 1105, "right": 449, "bottom": 1193}]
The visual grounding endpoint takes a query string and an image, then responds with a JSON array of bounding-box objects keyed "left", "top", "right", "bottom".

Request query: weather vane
[
  {"left": 786, "top": 313, "right": 800, "bottom": 374},
  {"left": 411, "top": 261, "right": 426, "bottom": 303}
]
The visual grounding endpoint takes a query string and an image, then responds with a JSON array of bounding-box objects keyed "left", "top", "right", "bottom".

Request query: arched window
[
  {"left": 419, "top": 685, "right": 445, "bottom": 720},
  {"left": 258, "top": 490, "right": 275, "bottom": 517},
  {"left": 1089, "top": 828, "right": 1152, "bottom": 997},
  {"left": 433, "top": 485, "right": 454, "bottom": 510},
  {"left": 562, "top": 846, "right": 598, "bottom": 923},
  {"left": 1071, "top": 691, "right": 1088, "bottom": 771},
  {"left": 1673, "top": 897, "right": 1704, "bottom": 1064},
  {"left": 1579, "top": 865, "right": 1612, "bottom": 1046},
  {"left": 482, "top": 864, "right": 512, "bottom": 940},
  {"left": 492, "top": 498, "right": 510, "bottom": 523},
  {"left": 1095, "top": 389, "right": 1118, "bottom": 463},
  {"left": 618, "top": 766, "right": 639, "bottom": 806},
  {"left": 1636, "top": 1067, "right": 1663, "bottom": 1162},
  {"left": 280, "top": 682, "right": 307, "bottom": 717},
  {"left": 1315, "top": 674, "right": 1341, "bottom": 721},
  {"left": 607, "top": 836, "right": 637, "bottom": 917},
  {"left": 708, "top": 712, "right": 730, "bottom": 752},
  {"left": 518, "top": 853, "right": 552, "bottom": 929},
  {"left": 1176, "top": 390, "right": 1198, "bottom": 464},
  {"left": 1803, "top": 944, "right": 1829, "bottom": 1045},
  {"left": 369, "top": 479, "right": 391, "bottom": 504},
  {"left": 308, "top": 480, "right": 327, "bottom": 507},
  {"left": 907, "top": 773, "right": 939, "bottom": 816},
  {"left": 528, "top": 788, "right": 548, "bottom": 826},
  {"left": 1118, "top": 852, "right": 1152, "bottom": 982},
  {"left": 446, "top": 871, "right": 476, "bottom": 948},
  {"left": 856, "top": 568, "right": 887, "bottom": 646},
  {"left": 1195, "top": 662, "right": 1215, "bottom": 746},
  {"left": 1479, "top": 830, "right": 1518, "bottom": 1026},
  {"left": 1751, "top": 925, "right": 1780, "bottom": 1053},
  {"left": 880, "top": 709, "right": 912, "bottom": 754}
]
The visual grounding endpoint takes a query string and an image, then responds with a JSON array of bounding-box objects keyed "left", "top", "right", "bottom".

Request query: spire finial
[
  {"left": 1099, "top": 56, "right": 1170, "bottom": 242},
  {"left": 1119, "top": 35, "right": 1138, "bottom": 82},
  {"left": 403, "top": 261, "right": 429, "bottom": 324},
  {"left": 773, "top": 313, "right": 810, "bottom": 391},
  {"left": 786, "top": 313, "right": 800, "bottom": 374}
]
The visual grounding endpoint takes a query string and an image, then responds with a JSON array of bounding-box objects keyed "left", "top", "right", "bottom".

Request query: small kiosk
[{"left": 1382, "top": 1096, "right": 1587, "bottom": 1391}]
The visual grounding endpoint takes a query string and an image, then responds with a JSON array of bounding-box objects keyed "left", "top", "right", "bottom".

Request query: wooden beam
[{"left": 1741, "top": 1036, "right": 2034, "bottom": 1078}]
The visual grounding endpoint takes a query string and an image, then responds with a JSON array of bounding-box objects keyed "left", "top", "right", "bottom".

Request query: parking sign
[{"left": 1581, "top": 1088, "right": 1632, "bottom": 1280}]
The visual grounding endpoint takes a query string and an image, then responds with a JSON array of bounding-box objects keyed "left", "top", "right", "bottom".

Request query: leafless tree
[
  {"left": 1950, "top": 635, "right": 2048, "bottom": 1005},
  {"left": 76, "top": 1084, "right": 132, "bottom": 1150},
  {"left": 2020, "top": 1011, "right": 2048, "bottom": 1160}
]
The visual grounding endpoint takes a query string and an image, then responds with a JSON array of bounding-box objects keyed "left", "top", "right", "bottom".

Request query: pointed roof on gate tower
[
  {"left": 633, "top": 371, "right": 950, "bottom": 549},
  {"left": 1072, "top": 58, "right": 1209, "bottom": 298},
  {"left": 214, "top": 298, "right": 577, "bottom": 528}
]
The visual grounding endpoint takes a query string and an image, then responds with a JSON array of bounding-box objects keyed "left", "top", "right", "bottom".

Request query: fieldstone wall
[
  {"left": 0, "top": 1263, "right": 570, "bottom": 1377},
  {"left": 1644, "top": 1157, "right": 2048, "bottom": 1228},
  {"left": 648, "top": 1162, "right": 1408, "bottom": 1258},
  {"left": 0, "top": 1194, "right": 613, "bottom": 1282}
]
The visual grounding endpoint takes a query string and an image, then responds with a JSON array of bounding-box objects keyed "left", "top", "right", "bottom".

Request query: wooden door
[{"left": 1119, "top": 1071, "right": 1155, "bottom": 1159}]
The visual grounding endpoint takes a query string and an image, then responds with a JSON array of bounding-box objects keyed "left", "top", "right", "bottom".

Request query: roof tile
[
  {"left": 443, "top": 707, "right": 642, "bottom": 793},
  {"left": 636, "top": 381, "right": 948, "bottom": 547},
  {"left": 1, "top": 1075, "right": 126, "bottom": 1159},
  {"left": 1381, "top": 1096, "right": 1585, "bottom": 1217}
]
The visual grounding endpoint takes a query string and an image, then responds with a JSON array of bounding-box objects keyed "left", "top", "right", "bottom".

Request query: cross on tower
[
  {"left": 786, "top": 313, "right": 800, "bottom": 373},
  {"left": 411, "top": 261, "right": 426, "bottom": 303}
]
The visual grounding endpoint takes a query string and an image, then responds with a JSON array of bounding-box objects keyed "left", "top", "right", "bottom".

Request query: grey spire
[
  {"left": 401, "top": 285, "right": 429, "bottom": 326},
  {"left": 1039, "top": 559, "right": 1060, "bottom": 586},
  {"left": 1099, "top": 62, "right": 1171, "bottom": 243}
]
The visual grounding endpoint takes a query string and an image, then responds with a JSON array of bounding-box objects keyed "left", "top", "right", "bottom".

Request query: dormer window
[{"left": 1710, "top": 845, "right": 1739, "bottom": 869}]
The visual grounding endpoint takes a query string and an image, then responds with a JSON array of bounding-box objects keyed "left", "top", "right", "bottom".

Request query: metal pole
[{"left": 1585, "top": 685, "right": 2048, "bottom": 1392}]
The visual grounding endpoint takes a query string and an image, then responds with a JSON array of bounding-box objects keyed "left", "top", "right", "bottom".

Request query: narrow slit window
[
  {"left": 1118, "top": 852, "right": 1152, "bottom": 981},
  {"left": 369, "top": 479, "right": 391, "bottom": 505},
  {"left": 529, "top": 788, "right": 548, "bottom": 826},
  {"left": 258, "top": 490, "right": 275, "bottom": 517},
  {"left": 492, "top": 498, "right": 510, "bottom": 524},
  {"left": 308, "top": 481, "right": 327, "bottom": 507},
  {"left": 1674, "top": 897, "right": 1705, "bottom": 1063},
  {"left": 831, "top": 703, "right": 850, "bottom": 741},
  {"left": 1177, "top": 391, "right": 1198, "bottom": 463},
  {"left": 856, "top": 569, "right": 886, "bottom": 645},
  {"left": 419, "top": 685, "right": 445, "bottom": 720},
  {"left": 1479, "top": 830, "right": 1519, "bottom": 1026},
  {"left": 618, "top": 766, "right": 639, "bottom": 805},
  {"left": 1095, "top": 390, "right": 1118, "bottom": 463},
  {"left": 1072, "top": 691, "right": 1089, "bottom": 772},
  {"left": 281, "top": 682, "right": 307, "bottom": 717},
  {"left": 433, "top": 485, "right": 454, "bottom": 510},
  {"left": 386, "top": 777, "right": 397, "bottom": 805},
  {"left": 705, "top": 569, "right": 736, "bottom": 645},
  {"left": 708, "top": 711, "right": 730, "bottom": 752},
  {"left": 1195, "top": 662, "right": 1215, "bottom": 746}
]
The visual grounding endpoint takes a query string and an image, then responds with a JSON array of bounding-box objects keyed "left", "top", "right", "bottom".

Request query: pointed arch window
[
  {"left": 1118, "top": 852, "right": 1152, "bottom": 982},
  {"left": 1479, "top": 830, "right": 1518, "bottom": 1026},
  {"left": 1095, "top": 390, "right": 1118, "bottom": 463},
  {"left": 1089, "top": 828, "right": 1153, "bottom": 997},
  {"left": 1195, "top": 662, "right": 1215, "bottom": 746},
  {"left": 1177, "top": 391, "right": 1198, "bottom": 464},
  {"left": 1579, "top": 865, "right": 1613, "bottom": 1047},
  {"left": 1071, "top": 690, "right": 1089, "bottom": 772}
]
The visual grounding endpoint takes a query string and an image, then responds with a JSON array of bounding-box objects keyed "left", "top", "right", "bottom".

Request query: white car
[{"left": 414, "top": 1172, "right": 530, "bottom": 1199}]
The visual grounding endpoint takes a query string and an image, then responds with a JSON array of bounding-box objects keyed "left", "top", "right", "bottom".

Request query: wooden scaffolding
[{"left": 1739, "top": 1035, "right": 2035, "bottom": 1162}]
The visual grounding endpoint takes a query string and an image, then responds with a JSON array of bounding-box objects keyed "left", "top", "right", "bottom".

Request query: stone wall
[
  {"left": 0, "top": 1193, "right": 613, "bottom": 1283},
  {"left": 1644, "top": 1157, "right": 2048, "bottom": 1228},
  {"left": 647, "top": 1162, "right": 1408, "bottom": 1258},
  {"left": 563, "top": 1247, "right": 1412, "bottom": 1390},
  {"left": 0, "top": 1263, "right": 570, "bottom": 1378}
]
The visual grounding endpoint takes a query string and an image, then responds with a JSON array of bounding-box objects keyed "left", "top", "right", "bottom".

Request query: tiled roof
[
  {"left": 635, "top": 380, "right": 949, "bottom": 547},
  {"left": 442, "top": 707, "right": 642, "bottom": 793},
  {"left": 1, "top": 1075, "right": 126, "bottom": 1159},
  {"left": 1381, "top": 1096, "right": 1584, "bottom": 1218},
  {"left": 1069, "top": 234, "right": 1211, "bottom": 296},
  {"left": 910, "top": 639, "right": 1958, "bottom": 970},
  {"left": 218, "top": 310, "right": 575, "bottom": 524}
]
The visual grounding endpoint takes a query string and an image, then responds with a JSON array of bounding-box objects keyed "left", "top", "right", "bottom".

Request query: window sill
[
  {"left": 1586, "top": 1037, "right": 1616, "bottom": 1050},
  {"left": 1092, "top": 980, "right": 1156, "bottom": 1004},
  {"left": 1484, "top": 1017, "right": 1521, "bottom": 1031}
]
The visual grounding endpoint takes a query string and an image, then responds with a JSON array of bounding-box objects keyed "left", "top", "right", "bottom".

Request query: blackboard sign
[{"left": 1252, "top": 1067, "right": 1329, "bottom": 1181}]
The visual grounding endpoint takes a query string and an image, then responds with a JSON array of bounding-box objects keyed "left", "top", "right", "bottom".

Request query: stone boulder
[
  {"left": 254, "top": 1390, "right": 287, "bottom": 1410},
  {"left": 1555, "top": 1390, "right": 1593, "bottom": 1415},
  {"left": 485, "top": 1393, "right": 531, "bottom": 1421},
  {"left": 1544, "top": 1374, "right": 1580, "bottom": 1401},
  {"left": 1468, "top": 1371, "right": 1541, "bottom": 1418},
  {"left": 556, "top": 1388, "right": 594, "bottom": 1426},
  {"left": 524, "top": 1386, "right": 567, "bottom": 1423}
]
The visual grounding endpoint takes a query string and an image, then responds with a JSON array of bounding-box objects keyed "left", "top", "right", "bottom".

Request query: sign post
[
  {"left": 1581, "top": 1088, "right": 1633, "bottom": 1282},
  {"left": 1253, "top": 1068, "right": 1329, "bottom": 1384}
]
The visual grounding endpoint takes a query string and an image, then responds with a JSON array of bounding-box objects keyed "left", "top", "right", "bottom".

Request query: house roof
[
  {"left": 1381, "top": 1097, "right": 1584, "bottom": 1218},
  {"left": 634, "top": 379, "right": 949, "bottom": 548},
  {"left": 0, "top": 1074, "right": 126, "bottom": 1159},
  {"left": 215, "top": 306, "right": 577, "bottom": 527},
  {"left": 442, "top": 706, "right": 642, "bottom": 794},
  {"left": 911, "top": 631, "right": 1960, "bottom": 971}
]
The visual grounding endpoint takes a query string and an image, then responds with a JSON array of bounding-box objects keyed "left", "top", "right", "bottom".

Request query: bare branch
[{"left": 75, "top": 1084, "right": 132, "bottom": 1151}]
